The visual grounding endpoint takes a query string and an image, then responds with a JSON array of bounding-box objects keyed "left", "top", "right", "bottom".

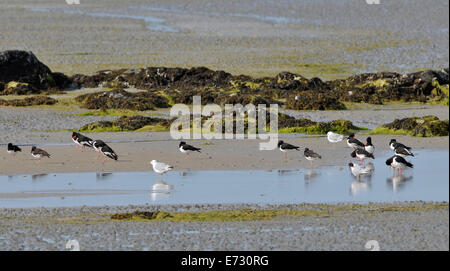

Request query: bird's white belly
[
  {"left": 365, "top": 145, "right": 374, "bottom": 154},
  {"left": 179, "top": 147, "right": 188, "bottom": 153},
  {"left": 392, "top": 159, "right": 407, "bottom": 169}
]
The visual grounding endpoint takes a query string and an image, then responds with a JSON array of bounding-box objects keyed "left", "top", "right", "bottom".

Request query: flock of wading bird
[{"left": 6, "top": 131, "right": 414, "bottom": 178}]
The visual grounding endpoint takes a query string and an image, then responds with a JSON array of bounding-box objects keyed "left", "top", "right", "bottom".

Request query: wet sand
[{"left": 0, "top": 133, "right": 448, "bottom": 175}]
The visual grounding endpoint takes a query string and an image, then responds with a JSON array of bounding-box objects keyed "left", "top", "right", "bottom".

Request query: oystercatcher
[
  {"left": 394, "top": 146, "right": 414, "bottom": 158},
  {"left": 347, "top": 133, "right": 365, "bottom": 150},
  {"left": 72, "top": 132, "right": 81, "bottom": 149},
  {"left": 31, "top": 146, "right": 51, "bottom": 163},
  {"left": 72, "top": 132, "right": 94, "bottom": 152},
  {"left": 304, "top": 148, "right": 322, "bottom": 167},
  {"left": 278, "top": 140, "right": 300, "bottom": 159},
  {"left": 150, "top": 160, "right": 173, "bottom": 178},
  {"left": 365, "top": 137, "right": 375, "bottom": 154},
  {"left": 179, "top": 141, "right": 201, "bottom": 159},
  {"left": 351, "top": 148, "right": 374, "bottom": 165},
  {"left": 100, "top": 145, "right": 118, "bottom": 162},
  {"left": 7, "top": 143, "right": 21, "bottom": 157},
  {"left": 385, "top": 155, "right": 413, "bottom": 176},
  {"left": 389, "top": 139, "right": 412, "bottom": 151},
  {"left": 348, "top": 162, "right": 372, "bottom": 179},
  {"left": 327, "top": 131, "right": 344, "bottom": 143},
  {"left": 93, "top": 140, "right": 107, "bottom": 157}
]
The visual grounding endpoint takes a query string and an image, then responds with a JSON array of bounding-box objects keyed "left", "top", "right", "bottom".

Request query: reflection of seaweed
[{"left": 387, "top": 175, "right": 414, "bottom": 192}]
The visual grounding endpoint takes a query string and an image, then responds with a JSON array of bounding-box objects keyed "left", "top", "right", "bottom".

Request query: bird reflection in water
[
  {"left": 150, "top": 180, "right": 174, "bottom": 201},
  {"left": 350, "top": 180, "right": 372, "bottom": 196},
  {"left": 277, "top": 169, "right": 299, "bottom": 176},
  {"left": 304, "top": 170, "right": 320, "bottom": 186},
  {"left": 96, "top": 172, "right": 113, "bottom": 181},
  {"left": 31, "top": 174, "right": 48, "bottom": 181},
  {"left": 387, "top": 175, "right": 413, "bottom": 192}
]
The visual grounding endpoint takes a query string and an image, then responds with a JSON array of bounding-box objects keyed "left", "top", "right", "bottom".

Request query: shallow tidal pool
[{"left": 0, "top": 150, "right": 448, "bottom": 208}]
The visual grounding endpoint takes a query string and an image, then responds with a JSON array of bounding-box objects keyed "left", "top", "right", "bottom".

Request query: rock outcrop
[{"left": 0, "top": 50, "right": 72, "bottom": 94}]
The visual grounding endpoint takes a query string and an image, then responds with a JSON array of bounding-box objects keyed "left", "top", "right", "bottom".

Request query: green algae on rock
[
  {"left": 371, "top": 115, "right": 449, "bottom": 137},
  {"left": 79, "top": 115, "right": 172, "bottom": 132}
]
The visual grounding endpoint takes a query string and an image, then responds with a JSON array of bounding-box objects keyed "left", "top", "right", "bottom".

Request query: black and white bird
[
  {"left": 348, "top": 163, "right": 373, "bottom": 179},
  {"left": 179, "top": 141, "right": 201, "bottom": 159},
  {"left": 304, "top": 148, "right": 322, "bottom": 167},
  {"left": 72, "top": 132, "right": 94, "bottom": 151},
  {"left": 278, "top": 140, "right": 300, "bottom": 159},
  {"left": 93, "top": 140, "right": 108, "bottom": 157},
  {"left": 31, "top": 146, "right": 51, "bottom": 163},
  {"left": 347, "top": 133, "right": 365, "bottom": 150},
  {"left": 7, "top": 143, "right": 21, "bottom": 157},
  {"left": 351, "top": 148, "right": 374, "bottom": 165},
  {"left": 394, "top": 146, "right": 414, "bottom": 158},
  {"left": 385, "top": 155, "right": 413, "bottom": 175},
  {"left": 365, "top": 137, "right": 375, "bottom": 154},
  {"left": 100, "top": 145, "right": 118, "bottom": 162},
  {"left": 150, "top": 160, "right": 173, "bottom": 176},
  {"left": 389, "top": 139, "right": 412, "bottom": 151}
]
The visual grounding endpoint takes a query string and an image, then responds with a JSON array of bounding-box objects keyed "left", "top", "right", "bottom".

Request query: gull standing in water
[
  {"left": 348, "top": 163, "right": 372, "bottom": 180},
  {"left": 150, "top": 160, "right": 173, "bottom": 179}
]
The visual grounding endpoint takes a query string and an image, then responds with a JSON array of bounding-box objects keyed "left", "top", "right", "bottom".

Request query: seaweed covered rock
[
  {"left": 374, "top": 115, "right": 449, "bottom": 137},
  {"left": 80, "top": 115, "right": 172, "bottom": 132},
  {"left": 71, "top": 66, "right": 235, "bottom": 90},
  {"left": 0, "top": 96, "right": 57, "bottom": 107},
  {"left": 75, "top": 89, "right": 169, "bottom": 111},
  {"left": 1, "top": 81, "right": 37, "bottom": 95},
  {"left": 278, "top": 113, "right": 363, "bottom": 134},
  {"left": 0, "top": 50, "right": 72, "bottom": 94},
  {"left": 286, "top": 91, "right": 346, "bottom": 110}
]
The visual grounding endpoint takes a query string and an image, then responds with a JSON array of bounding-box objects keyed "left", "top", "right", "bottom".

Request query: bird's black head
[
  {"left": 31, "top": 146, "right": 36, "bottom": 152},
  {"left": 366, "top": 137, "right": 372, "bottom": 145},
  {"left": 348, "top": 163, "right": 354, "bottom": 167},
  {"left": 277, "top": 140, "right": 284, "bottom": 147},
  {"left": 72, "top": 132, "right": 79, "bottom": 139},
  {"left": 179, "top": 141, "right": 186, "bottom": 147},
  {"left": 350, "top": 150, "right": 356, "bottom": 158},
  {"left": 8, "top": 143, "right": 12, "bottom": 147},
  {"left": 347, "top": 133, "right": 355, "bottom": 139},
  {"left": 385, "top": 156, "right": 394, "bottom": 166},
  {"left": 389, "top": 139, "right": 396, "bottom": 145},
  {"left": 304, "top": 148, "right": 309, "bottom": 152}
]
